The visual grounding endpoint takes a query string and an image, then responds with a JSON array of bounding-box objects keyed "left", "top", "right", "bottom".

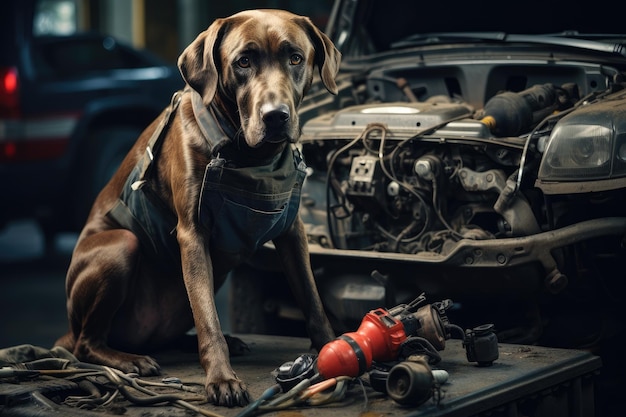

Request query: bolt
[
  {"left": 415, "top": 159, "right": 434, "bottom": 180},
  {"left": 387, "top": 181, "right": 400, "bottom": 196}
]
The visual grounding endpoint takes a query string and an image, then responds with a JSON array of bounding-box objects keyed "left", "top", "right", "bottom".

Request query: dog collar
[{"left": 190, "top": 89, "right": 236, "bottom": 156}]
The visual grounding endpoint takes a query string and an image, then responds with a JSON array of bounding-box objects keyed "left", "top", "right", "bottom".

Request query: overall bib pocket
[{"left": 198, "top": 146, "right": 306, "bottom": 257}]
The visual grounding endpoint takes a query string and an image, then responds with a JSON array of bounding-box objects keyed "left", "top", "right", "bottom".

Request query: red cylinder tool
[
  {"left": 317, "top": 308, "right": 407, "bottom": 378},
  {"left": 316, "top": 296, "right": 450, "bottom": 379}
]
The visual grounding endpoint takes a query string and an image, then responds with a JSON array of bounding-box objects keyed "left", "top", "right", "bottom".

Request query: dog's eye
[
  {"left": 236, "top": 56, "right": 251, "bottom": 68},
  {"left": 289, "top": 54, "right": 303, "bottom": 65}
]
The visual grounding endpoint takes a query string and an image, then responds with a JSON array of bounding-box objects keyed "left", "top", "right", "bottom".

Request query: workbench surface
[{"left": 0, "top": 334, "right": 602, "bottom": 417}]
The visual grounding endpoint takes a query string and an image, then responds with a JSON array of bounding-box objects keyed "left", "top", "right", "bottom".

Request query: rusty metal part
[{"left": 414, "top": 304, "right": 447, "bottom": 351}]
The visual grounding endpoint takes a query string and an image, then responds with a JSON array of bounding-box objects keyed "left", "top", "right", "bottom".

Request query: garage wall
[{"left": 97, "top": 0, "right": 334, "bottom": 64}]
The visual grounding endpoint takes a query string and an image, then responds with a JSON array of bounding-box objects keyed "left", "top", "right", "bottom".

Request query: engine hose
[
  {"left": 307, "top": 379, "right": 350, "bottom": 405},
  {"left": 300, "top": 377, "right": 344, "bottom": 399},
  {"left": 266, "top": 375, "right": 315, "bottom": 406},
  {"left": 257, "top": 376, "right": 353, "bottom": 412},
  {"left": 235, "top": 384, "right": 282, "bottom": 417}
]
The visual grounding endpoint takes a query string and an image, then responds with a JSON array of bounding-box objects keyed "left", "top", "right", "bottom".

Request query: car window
[
  {"left": 31, "top": 36, "right": 151, "bottom": 77},
  {"left": 29, "top": 0, "right": 163, "bottom": 78},
  {"left": 33, "top": 0, "right": 85, "bottom": 36}
]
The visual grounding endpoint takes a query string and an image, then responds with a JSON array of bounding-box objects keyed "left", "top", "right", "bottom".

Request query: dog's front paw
[{"left": 205, "top": 377, "right": 250, "bottom": 407}]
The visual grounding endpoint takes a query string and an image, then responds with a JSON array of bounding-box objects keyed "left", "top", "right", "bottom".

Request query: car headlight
[{"left": 536, "top": 91, "right": 626, "bottom": 194}]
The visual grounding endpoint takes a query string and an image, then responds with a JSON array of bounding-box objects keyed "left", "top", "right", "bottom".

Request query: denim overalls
[
  {"left": 198, "top": 146, "right": 305, "bottom": 258},
  {"left": 106, "top": 89, "right": 306, "bottom": 264}
]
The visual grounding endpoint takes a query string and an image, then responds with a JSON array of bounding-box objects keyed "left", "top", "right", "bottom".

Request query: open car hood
[{"left": 326, "top": 0, "right": 626, "bottom": 58}]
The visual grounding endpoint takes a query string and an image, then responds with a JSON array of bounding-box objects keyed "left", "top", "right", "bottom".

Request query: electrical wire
[
  {"left": 374, "top": 123, "right": 432, "bottom": 241},
  {"left": 431, "top": 178, "right": 466, "bottom": 240},
  {"left": 235, "top": 384, "right": 282, "bottom": 417},
  {"left": 67, "top": 362, "right": 225, "bottom": 417},
  {"left": 256, "top": 376, "right": 353, "bottom": 413},
  {"left": 325, "top": 111, "right": 473, "bottom": 251},
  {"left": 325, "top": 124, "right": 385, "bottom": 248}
]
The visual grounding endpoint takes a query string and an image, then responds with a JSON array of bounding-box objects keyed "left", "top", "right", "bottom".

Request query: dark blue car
[{"left": 0, "top": 0, "right": 183, "bottom": 243}]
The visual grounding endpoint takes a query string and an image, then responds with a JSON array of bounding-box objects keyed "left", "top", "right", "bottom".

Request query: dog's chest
[{"left": 198, "top": 146, "right": 306, "bottom": 257}]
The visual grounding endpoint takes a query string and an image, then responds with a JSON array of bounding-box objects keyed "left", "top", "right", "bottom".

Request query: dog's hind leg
[{"left": 58, "top": 228, "right": 160, "bottom": 376}]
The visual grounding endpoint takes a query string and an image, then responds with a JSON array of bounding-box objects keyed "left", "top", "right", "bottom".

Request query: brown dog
[{"left": 55, "top": 9, "right": 340, "bottom": 407}]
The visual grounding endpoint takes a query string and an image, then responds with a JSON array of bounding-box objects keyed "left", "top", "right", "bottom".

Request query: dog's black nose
[{"left": 261, "top": 103, "right": 290, "bottom": 128}]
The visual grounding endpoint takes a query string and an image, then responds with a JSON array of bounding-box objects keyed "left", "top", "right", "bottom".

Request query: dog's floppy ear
[
  {"left": 297, "top": 17, "right": 342, "bottom": 95},
  {"left": 178, "top": 18, "right": 228, "bottom": 106}
]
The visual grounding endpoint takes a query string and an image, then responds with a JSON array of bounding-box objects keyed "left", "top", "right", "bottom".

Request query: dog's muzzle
[
  {"left": 262, "top": 103, "right": 290, "bottom": 127},
  {"left": 261, "top": 103, "right": 292, "bottom": 143}
]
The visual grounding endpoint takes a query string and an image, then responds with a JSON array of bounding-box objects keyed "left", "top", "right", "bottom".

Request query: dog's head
[{"left": 178, "top": 9, "right": 341, "bottom": 149}]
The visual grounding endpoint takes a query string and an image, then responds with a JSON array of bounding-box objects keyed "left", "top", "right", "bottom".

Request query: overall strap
[
  {"left": 190, "top": 89, "right": 235, "bottom": 156},
  {"left": 131, "top": 90, "right": 183, "bottom": 190}
]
